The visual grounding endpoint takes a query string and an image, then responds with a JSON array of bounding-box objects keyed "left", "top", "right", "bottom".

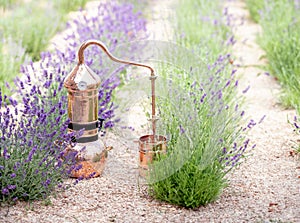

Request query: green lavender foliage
[
  {"left": 246, "top": 0, "right": 300, "bottom": 109},
  {"left": 245, "top": 0, "right": 265, "bottom": 22},
  {"left": 0, "top": 84, "right": 77, "bottom": 204},
  {"left": 147, "top": 55, "right": 248, "bottom": 208},
  {"left": 1, "top": 4, "right": 62, "bottom": 61},
  {"left": 150, "top": 158, "right": 226, "bottom": 208},
  {"left": 52, "top": 0, "right": 89, "bottom": 14},
  {"left": 0, "top": 38, "right": 29, "bottom": 96},
  {"left": 0, "top": 0, "right": 20, "bottom": 9},
  {"left": 175, "top": 0, "right": 231, "bottom": 59},
  {"left": 144, "top": 0, "right": 252, "bottom": 206}
]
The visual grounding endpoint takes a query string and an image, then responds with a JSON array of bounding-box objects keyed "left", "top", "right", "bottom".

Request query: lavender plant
[
  {"left": 52, "top": 0, "right": 91, "bottom": 14},
  {"left": 259, "top": 0, "right": 300, "bottom": 109},
  {"left": 246, "top": 0, "right": 300, "bottom": 154},
  {"left": 0, "top": 38, "right": 29, "bottom": 96},
  {"left": 246, "top": 0, "right": 300, "bottom": 109},
  {"left": 146, "top": 0, "right": 254, "bottom": 208},
  {"left": 0, "top": 0, "right": 20, "bottom": 10},
  {"left": 148, "top": 56, "right": 253, "bottom": 208},
  {"left": 1, "top": 1, "right": 147, "bottom": 205},
  {"left": 0, "top": 87, "right": 79, "bottom": 204},
  {"left": 175, "top": 0, "right": 234, "bottom": 61},
  {"left": 245, "top": 0, "right": 265, "bottom": 23},
  {"left": 0, "top": 3, "right": 62, "bottom": 61}
]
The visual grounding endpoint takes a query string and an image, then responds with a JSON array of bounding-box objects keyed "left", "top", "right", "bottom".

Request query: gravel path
[{"left": 1, "top": 0, "right": 299, "bottom": 222}]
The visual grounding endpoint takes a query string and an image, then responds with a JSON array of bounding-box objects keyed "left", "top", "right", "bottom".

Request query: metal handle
[{"left": 77, "top": 40, "right": 157, "bottom": 138}]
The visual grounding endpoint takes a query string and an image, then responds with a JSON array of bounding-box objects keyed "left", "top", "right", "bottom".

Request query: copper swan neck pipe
[{"left": 77, "top": 40, "right": 157, "bottom": 138}]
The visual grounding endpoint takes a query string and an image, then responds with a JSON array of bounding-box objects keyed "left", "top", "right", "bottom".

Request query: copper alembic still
[{"left": 64, "top": 39, "right": 167, "bottom": 178}]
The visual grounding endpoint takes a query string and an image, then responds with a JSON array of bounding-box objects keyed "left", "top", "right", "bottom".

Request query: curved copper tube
[{"left": 77, "top": 40, "right": 157, "bottom": 138}]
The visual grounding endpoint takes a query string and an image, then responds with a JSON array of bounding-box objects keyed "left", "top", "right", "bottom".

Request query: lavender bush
[
  {"left": 147, "top": 0, "right": 256, "bottom": 208},
  {"left": 246, "top": 0, "right": 300, "bottom": 155},
  {"left": 246, "top": 0, "right": 300, "bottom": 108},
  {"left": 148, "top": 55, "right": 255, "bottom": 208},
  {"left": 0, "top": 87, "right": 79, "bottom": 204},
  {"left": 0, "top": 1, "right": 146, "bottom": 205},
  {"left": 0, "top": 38, "right": 29, "bottom": 96}
]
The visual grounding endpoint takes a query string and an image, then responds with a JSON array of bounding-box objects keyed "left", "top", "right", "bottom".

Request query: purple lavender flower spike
[
  {"left": 179, "top": 125, "right": 185, "bottom": 134},
  {"left": 10, "top": 173, "right": 16, "bottom": 178},
  {"left": 2, "top": 188, "right": 9, "bottom": 195},
  {"left": 7, "top": 185, "right": 16, "bottom": 190},
  {"left": 258, "top": 115, "right": 266, "bottom": 124},
  {"left": 242, "top": 85, "right": 250, "bottom": 94}
]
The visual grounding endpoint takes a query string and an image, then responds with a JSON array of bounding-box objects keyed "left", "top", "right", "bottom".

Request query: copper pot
[{"left": 139, "top": 134, "right": 167, "bottom": 177}]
